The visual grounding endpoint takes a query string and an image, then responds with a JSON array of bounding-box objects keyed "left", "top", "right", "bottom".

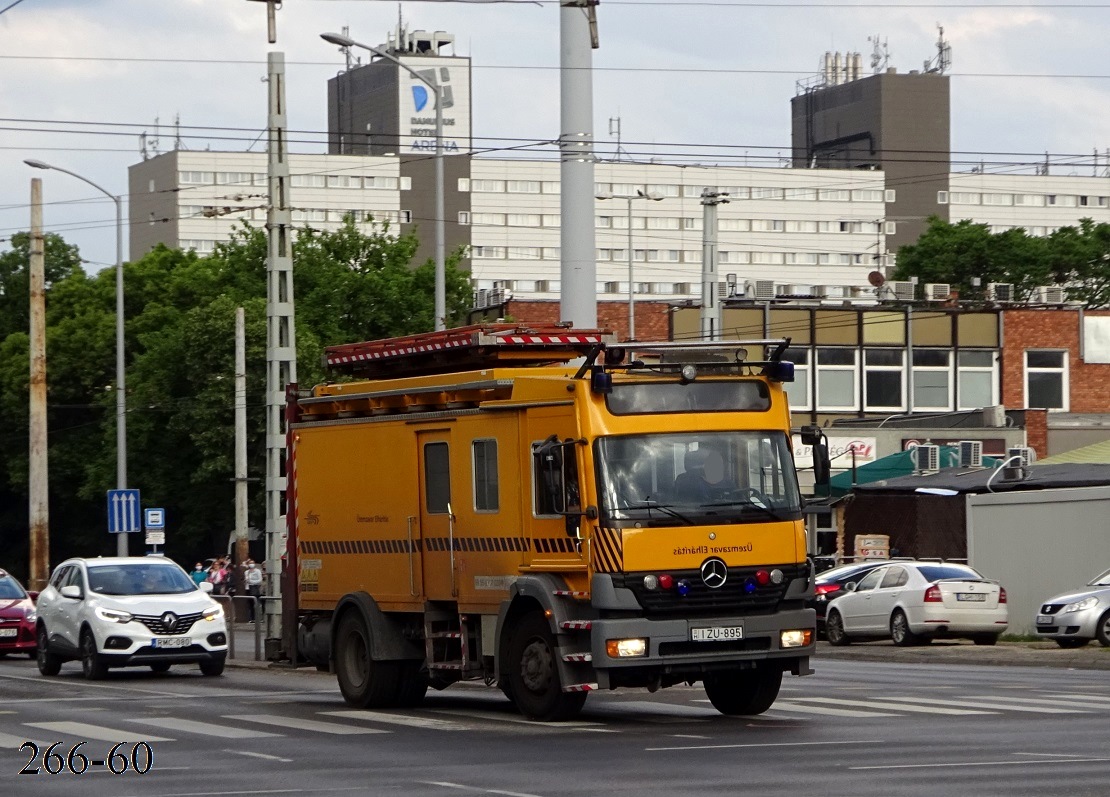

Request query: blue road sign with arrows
[{"left": 107, "top": 489, "right": 141, "bottom": 533}]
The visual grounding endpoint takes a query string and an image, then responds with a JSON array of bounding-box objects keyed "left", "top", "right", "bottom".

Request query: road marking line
[
  {"left": 130, "top": 717, "right": 281, "bottom": 739},
  {"left": 25, "top": 721, "right": 173, "bottom": 742},
  {"left": 0, "top": 731, "right": 49, "bottom": 747},
  {"left": 671, "top": 734, "right": 709, "bottom": 739},
  {"left": 968, "top": 695, "right": 1100, "bottom": 709},
  {"left": 228, "top": 714, "right": 389, "bottom": 735},
  {"left": 322, "top": 710, "right": 469, "bottom": 731},
  {"left": 792, "top": 697, "right": 992, "bottom": 715},
  {"left": 420, "top": 782, "right": 545, "bottom": 797},
  {"left": 851, "top": 757, "right": 1110, "bottom": 771},
  {"left": 427, "top": 709, "right": 615, "bottom": 731},
  {"left": 227, "top": 750, "right": 292, "bottom": 763},
  {"left": 118, "top": 788, "right": 364, "bottom": 797},
  {"left": 765, "top": 701, "right": 897, "bottom": 718},
  {"left": 646, "top": 739, "right": 883, "bottom": 752},
  {"left": 869, "top": 696, "right": 1082, "bottom": 714}
]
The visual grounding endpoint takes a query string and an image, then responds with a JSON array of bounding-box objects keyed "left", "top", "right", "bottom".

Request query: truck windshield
[{"left": 595, "top": 432, "right": 802, "bottom": 526}]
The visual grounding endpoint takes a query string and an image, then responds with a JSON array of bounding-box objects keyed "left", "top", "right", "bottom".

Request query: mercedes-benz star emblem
[
  {"left": 161, "top": 612, "right": 178, "bottom": 632},
  {"left": 700, "top": 557, "right": 728, "bottom": 589}
]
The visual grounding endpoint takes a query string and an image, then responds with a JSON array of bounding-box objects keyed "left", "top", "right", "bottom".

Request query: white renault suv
[{"left": 36, "top": 556, "right": 228, "bottom": 679}]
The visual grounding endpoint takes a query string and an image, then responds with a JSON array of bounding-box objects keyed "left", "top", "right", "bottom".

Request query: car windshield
[
  {"left": 917, "top": 564, "right": 981, "bottom": 582},
  {"left": 86, "top": 564, "right": 197, "bottom": 596},
  {"left": 0, "top": 577, "right": 27, "bottom": 600},
  {"left": 595, "top": 431, "right": 802, "bottom": 527},
  {"left": 1089, "top": 568, "right": 1110, "bottom": 586},
  {"left": 816, "top": 563, "right": 882, "bottom": 584}
]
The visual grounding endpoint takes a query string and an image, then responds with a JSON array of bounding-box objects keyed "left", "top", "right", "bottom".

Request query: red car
[{"left": 0, "top": 568, "right": 37, "bottom": 658}]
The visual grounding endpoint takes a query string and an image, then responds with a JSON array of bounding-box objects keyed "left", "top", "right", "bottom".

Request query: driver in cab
[{"left": 673, "top": 447, "right": 727, "bottom": 504}]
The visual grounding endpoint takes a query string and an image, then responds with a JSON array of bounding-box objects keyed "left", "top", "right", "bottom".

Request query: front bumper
[
  {"left": 91, "top": 619, "right": 228, "bottom": 667},
  {"left": 0, "top": 623, "right": 36, "bottom": 653},
  {"left": 589, "top": 607, "right": 815, "bottom": 674},
  {"left": 1034, "top": 607, "right": 1102, "bottom": 640}
]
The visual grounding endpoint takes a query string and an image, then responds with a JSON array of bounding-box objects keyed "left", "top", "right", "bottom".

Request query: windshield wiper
[
  {"left": 628, "top": 499, "right": 696, "bottom": 526},
  {"left": 701, "top": 500, "right": 789, "bottom": 521}
]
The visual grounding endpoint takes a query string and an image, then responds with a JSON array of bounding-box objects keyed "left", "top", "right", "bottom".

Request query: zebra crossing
[{"left": 3, "top": 691, "right": 1107, "bottom": 746}]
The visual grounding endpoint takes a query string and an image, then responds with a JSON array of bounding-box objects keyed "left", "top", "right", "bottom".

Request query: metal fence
[{"left": 209, "top": 594, "right": 281, "bottom": 661}]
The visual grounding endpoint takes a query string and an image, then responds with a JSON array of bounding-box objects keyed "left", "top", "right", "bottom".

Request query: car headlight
[
  {"left": 94, "top": 607, "right": 133, "bottom": 624},
  {"left": 1063, "top": 596, "right": 1099, "bottom": 613},
  {"left": 25, "top": 608, "right": 37, "bottom": 622},
  {"left": 203, "top": 605, "right": 224, "bottom": 621}
]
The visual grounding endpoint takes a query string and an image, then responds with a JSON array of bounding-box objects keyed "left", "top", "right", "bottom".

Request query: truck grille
[
  {"left": 613, "top": 564, "right": 807, "bottom": 617},
  {"left": 134, "top": 612, "right": 203, "bottom": 635}
]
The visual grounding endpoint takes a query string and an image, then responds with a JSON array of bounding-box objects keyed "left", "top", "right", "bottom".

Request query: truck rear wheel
[
  {"left": 703, "top": 666, "right": 782, "bottom": 715},
  {"left": 506, "top": 612, "right": 586, "bottom": 721},
  {"left": 335, "top": 612, "right": 399, "bottom": 708}
]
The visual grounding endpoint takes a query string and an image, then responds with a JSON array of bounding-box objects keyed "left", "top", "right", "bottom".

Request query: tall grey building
[
  {"left": 326, "top": 22, "right": 473, "bottom": 268},
  {"left": 791, "top": 55, "right": 951, "bottom": 262}
]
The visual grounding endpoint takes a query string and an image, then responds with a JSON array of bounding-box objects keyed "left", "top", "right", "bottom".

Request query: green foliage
[
  {"left": 0, "top": 218, "right": 472, "bottom": 579},
  {"left": 895, "top": 216, "right": 1110, "bottom": 304}
]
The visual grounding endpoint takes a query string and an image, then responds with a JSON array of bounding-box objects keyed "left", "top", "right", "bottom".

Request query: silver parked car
[{"left": 1034, "top": 567, "right": 1110, "bottom": 648}]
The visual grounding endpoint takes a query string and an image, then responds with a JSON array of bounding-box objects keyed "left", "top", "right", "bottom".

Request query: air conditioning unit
[
  {"left": 1032, "top": 285, "right": 1067, "bottom": 304},
  {"left": 886, "top": 281, "right": 915, "bottom": 301},
  {"left": 925, "top": 283, "right": 950, "bottom": 301},
  {"left": 534, "top": 280, "right": 550, "bottom": 293},
  {"left": 913, "top": 444, "right": 941, "bottom": 473},
  {"left": 1007, "top": 446, "right": 1036, "bottom": 467},
  {"left": 958, "top": 440, "right": 983, "bottom": 468},
  {"left": 986, "top": 282, "right": 1014, "bottom": 302},
  {"left": 474, "top": 288, "right": 491, "bottom": 307},
  {"left": 747, "top": 279, "right": 776, "bottom": 300},
  {"left": 717, "top": 281, "right": 729, "bottom": 298},
  {"left": 604, "top": 281, "right": 621, "bottom": 294}
]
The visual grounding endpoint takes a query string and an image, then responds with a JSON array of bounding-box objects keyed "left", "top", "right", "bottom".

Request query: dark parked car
[{"left": 810, "top": 560, "right": 904, "bottom": 637}]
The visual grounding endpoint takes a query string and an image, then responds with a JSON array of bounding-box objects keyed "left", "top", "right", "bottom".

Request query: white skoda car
[
  {"left": 35, "top": 557, "right": 228, "bottom": 679},
  {"left": 824, "top": 561, "right": 1008, "bottom": 646}
]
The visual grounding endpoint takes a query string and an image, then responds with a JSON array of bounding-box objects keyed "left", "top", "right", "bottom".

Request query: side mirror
[
  {"left": 27, "top": 591, "right": 39, "bottom": 603},
  {"left": 60, "top": 584, "right": 81, "bottom": 599},
  {"left": 198, "top": 581, "right": 214, "bottom": 593},
  {"left": 844, "top": 582, "right": 858, "bottom": 592}
]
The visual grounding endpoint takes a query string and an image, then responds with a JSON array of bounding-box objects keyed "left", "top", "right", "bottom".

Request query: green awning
[{"left": 826, "top": 446, "right": 1001, "bottom": 496}]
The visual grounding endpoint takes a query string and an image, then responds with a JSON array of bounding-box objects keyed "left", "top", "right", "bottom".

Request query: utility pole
[
  {"left": 700, "top": 188, "right": 729, "bottom": 341},
  {"left": 249, "top": 0, "right": 296, "bottom": 648},
  {"left": 559, "top": 0, "right": 600, "bottom": 329},
  {"left": 234, "top": 307, "right": 249, "bottom": 567},
  {"left": 28, "top": 177, "right": 49, "bottom": 591}
]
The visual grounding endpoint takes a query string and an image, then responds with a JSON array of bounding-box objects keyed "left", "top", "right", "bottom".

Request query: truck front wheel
[
  {"left": 703, "top": 666, "right": 783, "bottom": 715},
  {"left": 506, "top": 612, "right": 587, "bottom": 721},
  {"left": 335, "top": 611, "right": 399, "bottom": 708}
]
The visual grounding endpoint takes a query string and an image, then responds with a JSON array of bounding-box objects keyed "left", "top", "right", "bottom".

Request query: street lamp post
[
  {"left": 596, "top": 189, "right": 663, "bottom": 340},
  {"left": 321, "top": 32, "right": 446, "bottom": 331},
  {"left": 25, "top": 158, "right": 128, "bottom": 555}
]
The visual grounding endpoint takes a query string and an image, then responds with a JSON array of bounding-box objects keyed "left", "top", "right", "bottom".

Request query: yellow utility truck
[{"left": 286, "top": 324, "right": 825, "bottom": 720}]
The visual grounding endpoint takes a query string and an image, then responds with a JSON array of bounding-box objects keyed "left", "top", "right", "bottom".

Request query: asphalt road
[{"left": 1, "top": 644, "right": 1107, "bottom": 797}]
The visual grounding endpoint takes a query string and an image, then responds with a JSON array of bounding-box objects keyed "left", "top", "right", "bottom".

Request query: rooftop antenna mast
[
  {"left": 608, "top": 116, "right": 629, "bottom": 162},
  {"left": 867, "top": 34, "right": 890, "bottom": 73},
  {"left": 924, "top": 24, "right": 952, "bottom": 74}
]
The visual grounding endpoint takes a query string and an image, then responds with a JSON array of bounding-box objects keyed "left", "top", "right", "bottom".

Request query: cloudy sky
[{"left": 1, "top": 0, "right": 1108, "bottom": 270}]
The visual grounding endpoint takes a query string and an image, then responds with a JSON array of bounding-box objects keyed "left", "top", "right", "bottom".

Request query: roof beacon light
[
  {"left": 658, "top": 574, "right": 674, "bottom": 590},
  {"left": 680, "top": 364, "right": 698, "bottom": 382},
  {"left": 743, "top": 577, "right": 758, "bottom": 594},
  {"left": 676, "top": 579, "right": 691, "bottom": 597},
  {"left": 755, "top": 569, "right": 771, "bottom": 586},
  {"left": 642, "top": 574, "right": 659, "bottom": 591}
]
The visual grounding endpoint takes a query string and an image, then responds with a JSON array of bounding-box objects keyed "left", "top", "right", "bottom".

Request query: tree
[
  {"left": 0, "top": 217, "right": 473, "bottom": 575},
  {"left": 894, "top": 216, "right": 1110, "bottom": 305}
]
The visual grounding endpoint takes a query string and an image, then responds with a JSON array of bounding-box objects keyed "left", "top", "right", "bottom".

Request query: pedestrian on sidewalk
[{"left": 245, "top": 559, "right": 264, "bottom": 623}]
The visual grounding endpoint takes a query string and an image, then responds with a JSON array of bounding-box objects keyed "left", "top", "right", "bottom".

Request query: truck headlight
[
  {"left": 780, "top": 629, "right": 813, "bottom": 648},
  {"left": 606, "top": 638, "right": 648, "bottom": 657}
]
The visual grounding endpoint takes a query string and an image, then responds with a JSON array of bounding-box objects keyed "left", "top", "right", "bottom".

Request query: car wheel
[
  {"left": 150, "top": 662, "right": 172, "bottom": 674},
  {"left": 80, "top": 629, "right": 109, "bottom": 680},
  {"left": 972, "top": 634, "right": 999, "bottom": 646},
  {"left": 1096, "top": 610, "right": 1110, "bottom": 648},
  {"left": 199, "top": 654, "right": 226, "bottom": 677},
  {"left": 334, "top": 612, "right": 399, "bottom": 707},
  {"left": 891, "top": 610, "right": 920, "bottom": 647},
  {"left": 36, "top": 625, "right": 61, "bottom": 676},
  {"left": 703, "top": 666, "right": 783, "bottom": 715},
  {"left": 1055, "top": 638, "right": 1089, "bottom": 649},
  {"left": 826, "top": 610, "right": 850, "bottom": 646},
  {"left": 506, "top": 612, "right": 587, "bottom": 721}
]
